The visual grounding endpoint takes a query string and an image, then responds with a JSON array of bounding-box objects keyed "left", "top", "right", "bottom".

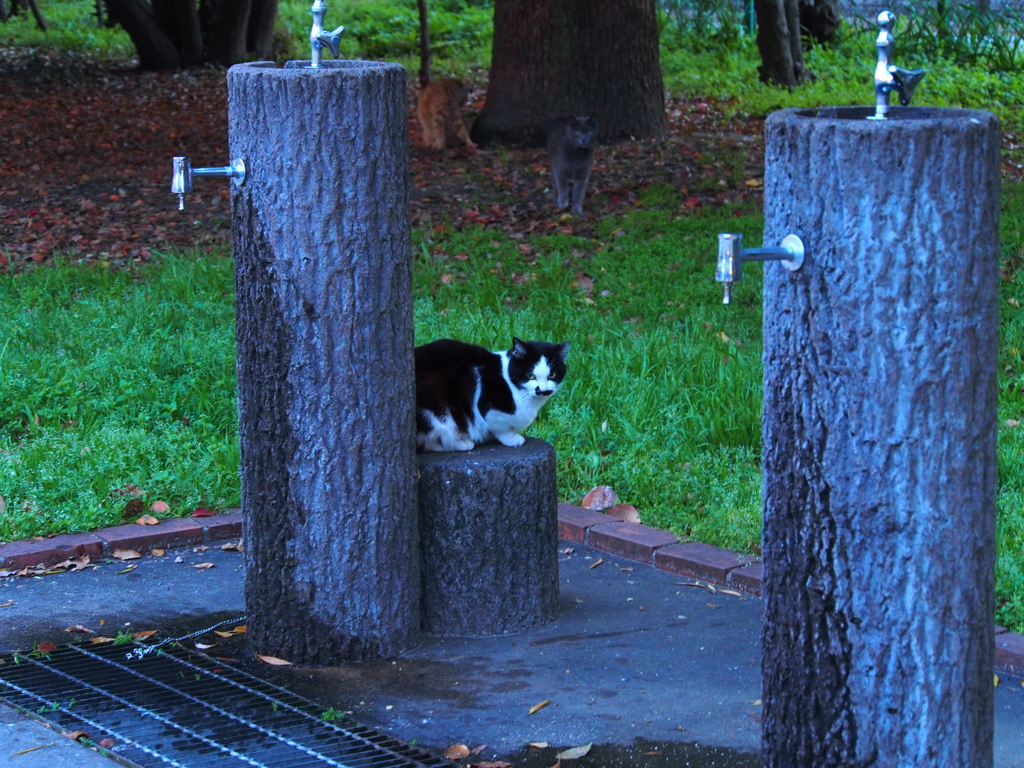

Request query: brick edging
[
  {"left": 3, "top": 504, "right": 1023, "bottom": 677},
  {"left": 557, "top": 502, "right": 1024, "bottom": 678},
  {"left": 0, "top": 512, "right": 242, "bottom": 571}
]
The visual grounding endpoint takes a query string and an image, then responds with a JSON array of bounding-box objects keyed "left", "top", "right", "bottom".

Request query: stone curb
[
  {"left": 0, "top": 512, "right": 243, "bottom": 570},
  {"left": 2, "top": 504, "right": 1022, "bottom": 677},
  {"left": 556, "top": 502, "right": 1024, "bottom": 679}
]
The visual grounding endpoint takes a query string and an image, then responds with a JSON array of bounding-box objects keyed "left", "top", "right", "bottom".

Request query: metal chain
[{"left": 126, "top": 614, "right": 247, "bottom": 661}]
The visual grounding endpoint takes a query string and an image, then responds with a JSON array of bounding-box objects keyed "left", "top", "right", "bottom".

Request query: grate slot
[{"left": 0, "top": 643, "right": 451, "bottom": 768}]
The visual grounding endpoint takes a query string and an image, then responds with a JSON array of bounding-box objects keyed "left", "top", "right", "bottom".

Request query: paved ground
[{"left": 1, "top": 542, "right": 1023, "bottom": 767}]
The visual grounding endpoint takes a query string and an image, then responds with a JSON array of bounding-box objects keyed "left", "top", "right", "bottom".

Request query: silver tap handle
[
  {"left": 317, "top": 25, "right": 344, "bottom": 59},
  {"left": 891, "top": 66, "right": 927, "bottom": 106}
]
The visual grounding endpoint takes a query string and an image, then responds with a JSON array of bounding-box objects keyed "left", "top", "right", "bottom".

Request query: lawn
[{"left": 1, "top": 0, "right": 1023, "bottom": 632}]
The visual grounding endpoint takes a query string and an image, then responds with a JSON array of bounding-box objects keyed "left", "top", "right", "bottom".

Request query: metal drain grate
[{"left": 0, "top": 642, "right": 452, "bottom": 768}]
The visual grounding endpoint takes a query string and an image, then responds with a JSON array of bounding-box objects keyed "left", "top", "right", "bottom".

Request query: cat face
[
  {"left": 567, "top": 115, "right": 597, "bottom": 149},
  {"left": 507, "top": 338, "right": 570, "bottom": 399}
]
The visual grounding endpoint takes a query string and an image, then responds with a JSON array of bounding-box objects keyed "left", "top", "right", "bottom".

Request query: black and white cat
[
  {"left": 415, "top": 337, "right": 570, "bottom": 452},
  {"left": 546, "top": 114, "right": 598, "bottom": 215}
]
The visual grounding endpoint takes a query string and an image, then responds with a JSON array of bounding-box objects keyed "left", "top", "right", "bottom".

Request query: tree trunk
[
  {"left": 760, "top": 106, "right": 1000, "bottom": 766},
  {"left": 754, "top": 0, "right": 807, "bottom": 86},
  {"left": 105, "top": 0, "right": 181, "bottom": 70},
  {"left": 152, "top": 0, "right": 202, "bottom": 67},
  {"left": 417, "top": 0, "right": 431, "bottom": 88},
  {"left": 471, "top": 0, "right": 666, "bottom": 147},
  {"left": 229, "top": 61, "right": 420, "bottom": 665},
  {"left": 202, "top": 0, "right": 251, "bottom": 67},
  {"left": 246, "top": 0, "right": 277, "bottom": 61},
  {"left": 799, "top": 0, "right": 840, "bottom": 44},
  {"left": 23, "top": 0, "right": 47, "bottom": 30}
]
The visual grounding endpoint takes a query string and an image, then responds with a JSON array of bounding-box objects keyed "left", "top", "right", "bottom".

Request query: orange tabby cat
[{"left": 417, "top": 77, "right": 477, "bottom": 150}]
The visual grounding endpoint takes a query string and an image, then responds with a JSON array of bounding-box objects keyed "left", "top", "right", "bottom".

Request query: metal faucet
[
  {"left": 870, "top": 10, "right": 926, "bottom": 120},
  {"left": 171, "top": 156, "right": 246, "bottom": 211},
  {"left": 715, "top": 233, "right": 804, "bottom": 305},
  {"left": 309, "top": 0, "right": 344, "bottom": 68}
]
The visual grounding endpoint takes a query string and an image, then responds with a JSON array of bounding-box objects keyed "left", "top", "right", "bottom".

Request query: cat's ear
[
  {"left": 511, "top": 337, "right": 529, "bottom": 358},
  {"left": 556, "top": 342, "right": 571, "bottom": 360}
]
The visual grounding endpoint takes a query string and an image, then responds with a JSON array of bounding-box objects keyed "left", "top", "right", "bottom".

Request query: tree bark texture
[
  {"left": 754, "top": 0, "right": 807, "bottom": 86},
  {"left": 471, "top": 0, "right": 667, "bottom": 147},
  {"left": 760, "top": 106, "right": 1000, "bottom": 767},
  {"left": 228, "top": 61, "right": 419, "bottom": 665},
  {"left": 419, "top": 438, "right": 559, "bottom": 637},
  {"left": 105, "top": 0, "right": 182, "bottom": 70},
  {"left": 417, "top": 0, "right": 431, "bottom": 88}
]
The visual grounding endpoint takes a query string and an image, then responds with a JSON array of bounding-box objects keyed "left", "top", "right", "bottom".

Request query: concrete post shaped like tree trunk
[
  {"left": 761, "top": 106, "right": 1000, "bottom": 766},
  {"left": 228, "top": 61, "right": 419, "bottom": 665}
]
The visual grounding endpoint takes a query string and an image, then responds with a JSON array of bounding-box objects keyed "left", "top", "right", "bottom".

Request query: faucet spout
[
  {"left": 309, "top": 0, "right": 345, "bottom": 68},
  {"left": 870, "top": 10, "right": 926, "bottom": 119},
  {"left": 714, "top": 233, "right": 804, "bottom": 306}
]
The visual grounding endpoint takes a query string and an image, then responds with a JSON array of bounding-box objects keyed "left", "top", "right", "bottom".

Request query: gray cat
[{"left": 546, "top": 114, "right": 598, "bottom": 215}]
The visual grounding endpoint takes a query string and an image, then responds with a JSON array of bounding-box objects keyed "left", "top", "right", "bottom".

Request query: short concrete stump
[{"left": 418, "top": 437, "right": 559, "bottom": 637}]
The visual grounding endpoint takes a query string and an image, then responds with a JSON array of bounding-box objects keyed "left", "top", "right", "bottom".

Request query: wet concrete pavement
[{"left": 2, "top": 541, "right": 1023, "bottom": 767}]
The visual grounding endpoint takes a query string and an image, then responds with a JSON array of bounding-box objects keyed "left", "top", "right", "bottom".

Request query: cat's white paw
[
  {"left": 453, "top": 438, "right": 475, "bottom": 451},
  {"left": 496, "top": 432, "right": 526, "bottom": 447}
]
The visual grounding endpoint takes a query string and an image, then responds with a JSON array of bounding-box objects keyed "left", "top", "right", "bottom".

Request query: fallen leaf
[
  {"left": 752, "top": 699, "right": 762, "bottom": 706},
  {"left": 473, "top": 762, "right": 513, "bottom": 768},
  {"left": 111, "top": 549, "right": 141, "bottom": 560},
  {"left": 1005, "top": 419, "right": 1020, "bottom": 429},
  {"left": 744, "top": 178, "right": 761, "bottom": 187},
  {"left": 1009, "top": 297, "right": 1022, "bottom": 307},
  {"left": 174, "top": 556, "right": 184, "bottom": 563},
  {"left": 445, "top": 744, "right": 471, "bottom": 760},
  {"left": 604, "top": 504, "right": 641, "bottom": 524},
  {"left": 718, "top": 588, "right": 743, "bottom": 597},
  {"left": 64, "top": 730, "right": 90, "bottom": 742},
  {"left": 151, "top": 549, "right": 165, "bottom": 557},
  {"left": 117, "top": 565, "right": 138, "bottom": 575},
  {"left": 528, "top": 742, "right": 549, "bottom": 749},
  {"left": 528, "top": 699, "right": 551, "bottom": 715},
  {"left": 995, "top": 673, "right": 1001, "bottom": 687},
  {"left": 64, "top": 625, "right": 93, "bottom": 634},
  {"left": 220, "top": 541, "right": 243, "bottom": 551},
  {"left": 98, "top": 738, "right": 117, "bottom": 748},
  {"left": 37, "top": 642, "right": 58, "bottom": 653},
  {"left": 132, "top": 630, "right": 158, "bottom": 639},
  {"left": 134, "top": 515, "right": 159, "bottom": 526},
  {"left": 193, "top": 545, "right": 210, "bottom": 552},
  {"left": 255, "top": 654, "right": 293, "bottom": 666},
  {"left": 0, "top": 495, "right": 5, "bottom": 514},
  {"left": 234, "top": 625, "right": 247, "bottom": 633},
  {"left": 214, "top": 630, "right": 236, "bottom": 638},
  {"left": 195, "top": 642, "right": 218, "bottom": 650},
  {"left": 90, "top": 636, "right": 116, "bottom": 644},
  {"left": 555, "top": 743, "right": 592, "bottom": 760},
  {"left": 470, "top": 745, "right": 488, "bottom": 756},
  {"left": 619, "top": 567, "right": 634, "bottom": 573},
  {"left": 581, "top": 485, "right": 617, "bottom": 510},
  {"left": 191, "top": 507, "right": 217, "bottom": 517},
  {"left": 150, "top": 501, "right": 169, "bottom": 514},
  {"left": 588, "top": 558, "right": 604, "bottom": 570},
  {"left": 194, "top": 563, "right": 216, "bottom": 569}
]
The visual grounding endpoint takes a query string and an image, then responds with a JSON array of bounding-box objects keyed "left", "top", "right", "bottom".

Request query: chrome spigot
[
  {"left": 715, "top": 233, "right": 804, "bottom": 305},
  {"left": 870, "top": 10, "right": 926, "bottom": 120},
  {"left": 171, "top": 156, "right": 246, "bottom": 211},
  {"left": 309, "top": 0, "right": 344, "bottom": 68}
]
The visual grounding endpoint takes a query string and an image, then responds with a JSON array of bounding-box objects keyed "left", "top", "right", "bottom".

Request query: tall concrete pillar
[
  {"left": 760, "top": 106, "right": 1000, "bottom": 766},
  {"left": 228, "top": 61, "right": 419, "bottom": 665}
]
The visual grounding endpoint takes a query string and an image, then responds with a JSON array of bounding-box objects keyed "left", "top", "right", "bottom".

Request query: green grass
[{"left": 0, "top": 254, "right": 239, "bottom": 536}]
